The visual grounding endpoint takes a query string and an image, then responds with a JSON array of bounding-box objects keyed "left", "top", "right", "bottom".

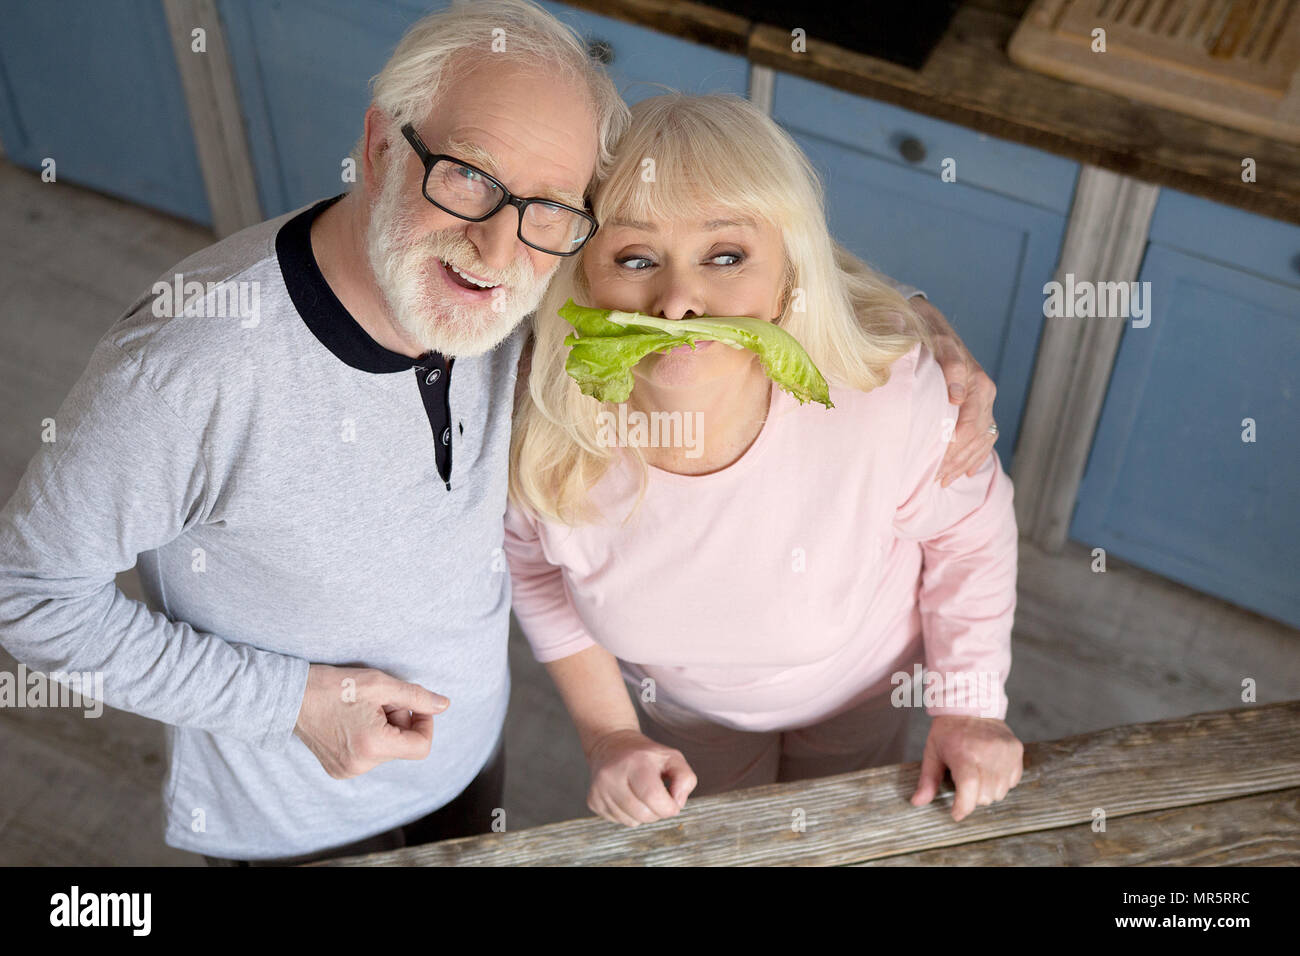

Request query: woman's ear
[{"left": 774, "top": 262, "right": 796, "bottom": 320}]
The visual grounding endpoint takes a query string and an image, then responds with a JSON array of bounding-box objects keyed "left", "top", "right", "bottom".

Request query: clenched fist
[
  {"left": 586, "top": 728, "right": 698, "bottom": 827},
  {"left": 293, "top": 663, "right": 449, "bottom": 779}
]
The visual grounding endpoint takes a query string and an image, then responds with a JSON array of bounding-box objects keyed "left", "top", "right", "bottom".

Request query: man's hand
[
  {"left": 910, "top": 715, "right": 1024, "bottom": 822},
  {"left": 293, "top": 663, "right": 449, "bottom": 779},
  {"left": 910, "top": 298, "right": 999, "bottom": 487}
]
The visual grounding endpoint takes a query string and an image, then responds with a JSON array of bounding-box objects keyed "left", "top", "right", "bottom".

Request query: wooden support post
[
  {"left": 748, "top": 62, "right": 775, "bottom": 114},
  {"left": 1011, "top": 165, "right": 1159, "bottom": 551},
  {"left": 161, "top": 0, "right": 262, "bottom": 237}
]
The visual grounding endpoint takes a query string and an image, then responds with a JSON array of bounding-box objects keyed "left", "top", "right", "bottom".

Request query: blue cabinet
[
  {"left": 219, "top": 0, "right": 446, "bottom": 218},
  {"left": 1071, "top": 190, "right": 1300, "bottom": 628},
  {"left": 0, "top": 0, "right": 210, "bottom": 224},
  {"left": 537, "top": 2, "right": 748, "bottom": 104},
  {"left": 771, "top": 73, "right": 1079, "bottom": 464},
  {"left": 218, "top": 0, "right": 749, "bottom": 218}
]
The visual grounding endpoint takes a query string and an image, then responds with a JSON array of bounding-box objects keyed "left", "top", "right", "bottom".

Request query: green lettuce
[{"left": 558, "top": 298, "right": 833, "bottom": 408}]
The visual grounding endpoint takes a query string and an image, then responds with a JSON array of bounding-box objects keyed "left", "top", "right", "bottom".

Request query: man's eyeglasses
[{"left": 400, "top": 123, "right": 598, "bottom": 257}]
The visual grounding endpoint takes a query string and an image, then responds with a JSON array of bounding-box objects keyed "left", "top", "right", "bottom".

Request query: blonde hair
[
  {"left": 352, "top": 0, "right": 629, "bottom": 194},
  {"left": 510, "top": 92, "right": 936, "bottom": 524}
]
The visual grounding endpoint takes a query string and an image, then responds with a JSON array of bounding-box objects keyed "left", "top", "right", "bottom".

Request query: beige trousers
[{"left": 630, "top": 684, "right": 914, "bottom": 797}]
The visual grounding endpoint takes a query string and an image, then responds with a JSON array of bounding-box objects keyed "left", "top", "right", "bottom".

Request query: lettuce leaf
[{"left": 558, "top": 298, "right": 833, "bottom": 408}]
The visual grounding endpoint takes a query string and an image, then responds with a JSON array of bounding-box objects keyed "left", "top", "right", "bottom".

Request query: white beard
[{"left": 364, "top": 166, "right": 557, "bottom": 357}]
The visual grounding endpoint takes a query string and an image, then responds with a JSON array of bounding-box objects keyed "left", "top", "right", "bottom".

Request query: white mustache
[{"left": 414, "top": 236, "right": 517, "bottom": 288}]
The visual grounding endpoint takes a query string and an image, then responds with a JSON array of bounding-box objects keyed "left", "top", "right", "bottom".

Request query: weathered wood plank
[
  {"left": 564, "top": 0, "right": 751, "bottom": 54},
  {"left": 312, "top": 700, "right": 1300, "bottom": 866},
  {"left": 857, "top": 788, "right": 1300, "bottom": 865}
]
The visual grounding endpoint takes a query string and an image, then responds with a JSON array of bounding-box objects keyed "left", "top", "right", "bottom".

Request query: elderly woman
[{"left": 505, "top": 92, "right": 1022, "bottom": 828}]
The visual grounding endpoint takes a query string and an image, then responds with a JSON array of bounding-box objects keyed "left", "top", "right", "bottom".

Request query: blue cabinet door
[
  {"left": 219, "top": 0, "right": 446, "bottom": 218},
  {"left": 0, "top": 0, "right": 210, "bottom": 224},
  {"left": 1070, "top": 241, "right": 1300, "bottom": 628},
  {"left": 219, "top": 0, "right": 749, "bottom": 219},
  {"left": 537, "top": 2, "right": 748, "bottom": 103},
  {"left": 772, "top": 73, "right": 1080, "bottom": 215},
  {"left": 772, "top": 74, "right": 1077, "bottom": 464}
]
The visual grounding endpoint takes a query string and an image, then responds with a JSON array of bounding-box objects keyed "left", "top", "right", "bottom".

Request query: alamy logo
[
  {"left": 1042, "top": 273, "right": 1151, "bottom": 328},
  {"left": 595, "top": 405, "right": 704, "bottom": 459},
  {"left": 0, "top": 663, "right": 103, "bottom": 717},
  {"left": 49, "top": 886, "right": 151, "bottom": 936},
  {"left": 890, "top": 663, "right": 1001, "bottom": 712},
  {"left": 152, "top": 273, "right": 261, "bottom": 327}
]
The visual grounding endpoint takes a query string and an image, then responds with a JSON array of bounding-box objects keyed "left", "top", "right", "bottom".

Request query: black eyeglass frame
[{"left": 399, "top": 122, "right": 599, "bottom": 257}]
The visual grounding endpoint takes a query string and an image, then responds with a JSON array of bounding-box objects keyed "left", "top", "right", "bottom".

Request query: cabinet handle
[
  {"left": 587, "top": 38, "right": 614, "bottom": 64},
  {"left": 898, "top": 136, "right": 926, "bottom": 164}
]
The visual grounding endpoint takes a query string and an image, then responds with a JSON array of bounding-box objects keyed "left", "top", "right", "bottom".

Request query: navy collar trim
[{"left": 276, "top": 194, "right": 421, "bottom": 374}]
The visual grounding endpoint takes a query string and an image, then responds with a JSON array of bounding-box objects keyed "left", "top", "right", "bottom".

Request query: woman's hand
[
  {"left": 910, "top": 715, "right": 1024, "bottom": 821},
  {"left": 585, "top": 728, "right": 698, "bottom": 827},
  {"left": 910, "top": 298, "right": 999, "bottom": 487}
]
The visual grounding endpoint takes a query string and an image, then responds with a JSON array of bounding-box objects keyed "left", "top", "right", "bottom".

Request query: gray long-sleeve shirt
[{"left": 0, "top": 195, "right": 522, "bottom": 858}]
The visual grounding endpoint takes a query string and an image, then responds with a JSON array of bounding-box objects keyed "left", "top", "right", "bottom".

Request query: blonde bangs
[{"left": 592, "top": 94, "right": 797, "bottom": 238}]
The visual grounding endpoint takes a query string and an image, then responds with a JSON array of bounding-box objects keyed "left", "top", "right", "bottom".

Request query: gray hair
[{"left": 351, "top": 0, "right": 629, "bottom": 196}]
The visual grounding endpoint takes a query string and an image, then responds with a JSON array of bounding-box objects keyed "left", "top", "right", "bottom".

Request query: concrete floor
[{"left": 1, "top": 162, "right": 1296, "bottom": 865}]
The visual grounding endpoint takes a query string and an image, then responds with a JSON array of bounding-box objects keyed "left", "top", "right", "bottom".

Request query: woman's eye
[{"left": 613, "top": 250, "right": 743, "bottom": 270}]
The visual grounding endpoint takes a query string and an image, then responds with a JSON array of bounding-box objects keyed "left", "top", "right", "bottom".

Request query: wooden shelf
[{"left": 558, "top": 0, "right": 1300, "bottom": 226}]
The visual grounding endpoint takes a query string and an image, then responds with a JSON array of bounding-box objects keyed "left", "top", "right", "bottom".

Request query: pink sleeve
[
  {"left": 892, "top": 346, "right": 1018, "bottom": 720},
  {"left": 503, "top": 502, "right": 599, "bottom": 664}
]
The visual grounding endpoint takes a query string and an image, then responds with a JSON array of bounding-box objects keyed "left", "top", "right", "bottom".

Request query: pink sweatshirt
[{"left": 504, "top": 343, "right": 1018, "bottom": 732}]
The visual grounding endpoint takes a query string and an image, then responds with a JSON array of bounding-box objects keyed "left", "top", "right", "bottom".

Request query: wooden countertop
[
  {"left": 560, "top": 0, "right": 1300, "bottom": 227},
  {"left": 312, "top": 700, "right": 1300, "bottom": 866}
]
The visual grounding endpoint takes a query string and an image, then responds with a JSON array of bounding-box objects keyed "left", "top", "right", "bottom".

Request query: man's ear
[{"left": 362, "top": 104, "right": 395, "bottom": 198}]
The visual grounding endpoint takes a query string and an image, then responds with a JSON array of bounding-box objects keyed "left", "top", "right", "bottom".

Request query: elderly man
[{"left": 0, "top": 0, "right": 998, "bottom": 865}]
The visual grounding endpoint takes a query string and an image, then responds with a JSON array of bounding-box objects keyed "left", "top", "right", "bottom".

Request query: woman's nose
[{"left": 651, "top": 271, "right": 707, "bottom": 321}]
